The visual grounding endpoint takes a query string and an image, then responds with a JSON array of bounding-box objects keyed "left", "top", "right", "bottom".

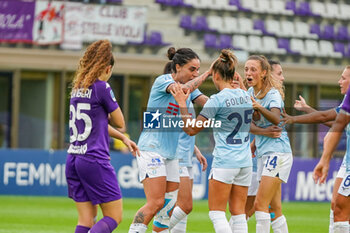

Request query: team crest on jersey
[
  {"left": 110, "top": 90, "right": 116, "bottom": 102},
  {"left": 143, "top": 110, "right": 162, "bottom": 129}
]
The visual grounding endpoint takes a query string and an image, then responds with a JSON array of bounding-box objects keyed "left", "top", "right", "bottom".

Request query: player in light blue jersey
[
  {"left": 244, "top": 60, "right": 285, "bottom": 220},
  {"left": 169, "top": 101, "right": 208, "bottom": 233},
  {"left": 282, "top": 66, "right": 350, "bottom": 233},
  {"left": 171, "top": 50, "right": 253, "bottom": 233},
  {"left": 245, "top": 55, "right": 292, "bottom": 233},
  {"left": 313, "top": 86, "right": 350, "bottom": 233},
  {"left": 129, "top": 47, "right": 212, "bottom": 233}
]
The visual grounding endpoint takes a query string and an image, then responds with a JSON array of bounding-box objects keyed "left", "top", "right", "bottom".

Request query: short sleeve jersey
[
  {"left": 247, "top": 87, "right": 292, "bottom": 157},
  {"left": 138, "top": 74, "right": 202, "bottom": 159},
  {"left": 200, "top": 88, "right": 253, "bottom": 169},
  {"left": 67, "top": 80, "right": 119, "bottom": 160}
]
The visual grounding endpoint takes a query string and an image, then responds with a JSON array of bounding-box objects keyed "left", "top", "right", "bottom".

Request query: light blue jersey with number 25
[{"left": 200, "top": 88, "right": 253, "bottom": 169}]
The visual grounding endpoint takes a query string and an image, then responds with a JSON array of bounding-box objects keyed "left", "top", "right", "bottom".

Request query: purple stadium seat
[
  {"left": 285, "top": 1, "right": 296, "bottom": 13},
  {"left": 204, "top": 33, "right": 217, "bottom": 48},
  {"left": 193, "top": 16, "right": 211, "bottom": 32},
  {"left": 336, "top": 26, "right": 349, "bottom": 41},
  {"left": 229, "top": 0, "right": 251, "bottom": 11},
  {"left": 167, "top": 0, "right": 186, "bottom": 7},
  {"left": 277, "top": 38, "right": 299, "bottom": 55},
  {"left": 334, "top": 42, "right": 346, "bottom": 56},
  {"left": 218, "top": 34, "right": 232, "bottom": 49},
  {"left": 155, "top": 0, "right": 167, "bottom": 4},
  {"left": 253, "top": 19, "right": 274, "bottom": 36},
  {"left": 310, "top": 24, "right": 321, "bottom": 38},
  {"left": 296, "top": 2, "right": 312, "bottom": 16},
  {"left": 180, "top": 15, "right": 192, "bottom": 30},
  {"left": 147, "top": 31, "right": 170, "bottom": 46},
  {"left": 322, "top": 25, "right": 335, "bottom": 40}
]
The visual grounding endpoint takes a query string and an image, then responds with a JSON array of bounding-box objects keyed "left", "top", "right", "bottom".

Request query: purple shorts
[{"left": 65, "top": 154, "right": 122, "bottom": 205}]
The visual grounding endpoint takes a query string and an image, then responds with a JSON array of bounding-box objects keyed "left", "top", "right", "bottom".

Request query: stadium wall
[{"left": 0, "top": 149, "right": 342, "bottom": 202}]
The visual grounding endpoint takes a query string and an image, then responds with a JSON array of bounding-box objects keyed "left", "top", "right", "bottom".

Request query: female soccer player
[
  {"left": 244, "top": 59, "right": 284, "bottom": 220},
  {"left": 171, "top": 49, "right": 253, "bottom": 233},
  {"left": 245, "top": 55, "right": 292, "bottom": 233},
  {"left": 65, "top": 39, "right": 139, "bottom": 233},
  {"left": 282, "top": 66, "right": 350, "bottom": 233},
  {"left": 163, "top": 55, "right": 208, "bottom": 233},
  {"left": 313, "top": 86, "right": 350, "bottom": 233},
  {"left": 128, "top": 47, "right": 211, "bottom": 233}
]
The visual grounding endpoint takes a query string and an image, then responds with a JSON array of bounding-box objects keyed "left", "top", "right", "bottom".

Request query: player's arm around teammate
[{"left": 172, "top": 50, "right": 253, "bottom": 233}]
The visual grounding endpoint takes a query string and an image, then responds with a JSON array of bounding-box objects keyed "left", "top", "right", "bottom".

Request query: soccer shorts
[
  {"left": 257, "top": 152, "right": 293, "bottom": 183},
  {"left": 208, "top": 167, "right": 252, "bottom": 186},
  {"left": 137, "top": 151, "right": 179, "bottom": 183},
  {"left": 179, "top": 166, "right": 194, "bottom": 179},
  {"left": 338, "top": 171, "right": 350, "bottom": 197},
  {"left": 248, "top": 171, "right": 259, "bottom": 196},
  {"left": 65, "top": 154, "right": 122, "bottom": 205}
]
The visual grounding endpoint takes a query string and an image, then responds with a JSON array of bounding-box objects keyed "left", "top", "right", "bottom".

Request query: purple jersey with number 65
[{"left": 67, "top": 79, "right": 119, "bottom": 160}]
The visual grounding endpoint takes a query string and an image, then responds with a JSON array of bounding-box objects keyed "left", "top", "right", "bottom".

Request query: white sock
[
  {"left": 154, "top": 190, "right": 179, "bottom": 229},
  {"left": 129, "top": 223, "right": 148, "bottom": 233},
  {"left": 334, "top": 222, "right": 349, "bottom": 233},
  {"left": 152, "top": 230, "right": 169, "bottom": 233},
  {"left": 171, "top": 215, "right": 188, "bottom": 233},
  {"left": 209, "top": 211, "right": 231, "bottom": 233},
  {"left": 169, "top": 206, "right": 187, "bottom": 229},
  {"left": 256, "top": 211, "right": 271, "bottom": 233},
  {"left": 329, "top": 209, "right": 334, "bottom": 233},
  {"left": 271, "top": 215, "right": 288, "bottom": 233},
  {"left": 230, "top": 214, "right": 248, "bottom": 233}
]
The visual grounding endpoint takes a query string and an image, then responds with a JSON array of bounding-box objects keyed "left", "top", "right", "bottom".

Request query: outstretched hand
[{"left": 294, "top": 95, "right": 310, "bottom": 112}]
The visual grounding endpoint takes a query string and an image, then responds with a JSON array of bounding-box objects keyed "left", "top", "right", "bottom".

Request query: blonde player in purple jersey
[{"left": 65, "top": 40, "right": 139, "bottom": 233}]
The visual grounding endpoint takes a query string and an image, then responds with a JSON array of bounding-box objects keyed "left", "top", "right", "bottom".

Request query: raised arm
[{"left": 167, "top": 70, "right": 211, "bottom": 95}]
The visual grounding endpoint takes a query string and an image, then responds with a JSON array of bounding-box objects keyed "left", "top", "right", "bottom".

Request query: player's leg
[
  {"left": 330, "top": 177, "right": 343, "bottom": 233},
  {"left": 75, "top": 202, "right": 97, "bottom": 232},
  {"left": 255, "top": 176, "right": 281, "bottom": 233},
  {"left": 270, "top": 186, "right": 288, "bottom": 233},
  {"left": 65, "top": 154, "right": 97, "bottom": 233},
  {"left": 333, "top": 172, "right": 350, "bottom": 233},
  {"left": 208, "top": 168, "right": 234, "bottom": 233},
  {"left": 129, "top": 151, "right": 168, "bottom": 233},
  {"left": 89, "top": 199, "right": 122, "bottom": 233},
  {"left": 129, "top": 177, "right": 167, "bottom": 233},
  {"left": 330, "top": 163, "right": 346, "bottom": 233},
  {"left": 153, "top": 159, "right": 180, "bottom": 233},
  {"left": 228, "top": 167, "right": 251, "bottom": 233},
  {"left": 170, "top": 168, "right": 193, "bottom": 232},
  {"left": 244, "top": 171, "right": 259, "bottom": 219}
]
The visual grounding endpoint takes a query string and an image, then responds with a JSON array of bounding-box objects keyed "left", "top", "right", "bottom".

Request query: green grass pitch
[{"left": 0, "top": 195, "right": 330, "bottom": 233}]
